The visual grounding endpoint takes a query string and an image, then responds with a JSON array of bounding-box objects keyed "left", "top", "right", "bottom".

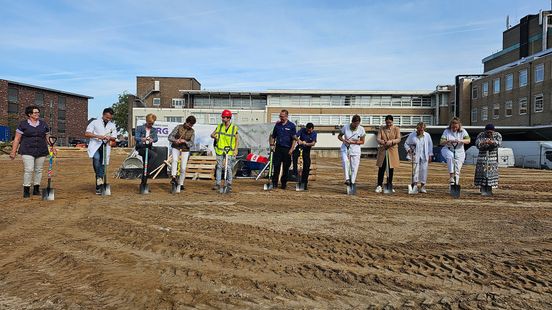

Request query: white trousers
[
  {"left": 340, "top": 150, "right": 360, "bottom": 184},
  {"left": 441, "top": 148, "right": 465, "bottom": 183},
  {"left": 171, "top": 149, "right": 190, "bottom": 186},
  {"left": 412, "top": 159, "right": 429, "bottom": 184},
  {"left": 22, "top": 155, "right": 46, "bottom": 187}
]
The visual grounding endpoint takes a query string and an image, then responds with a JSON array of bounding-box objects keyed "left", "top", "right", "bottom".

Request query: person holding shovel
[
  {"left": 404, "top": 122, "right": 433, "bottom": 193},
  {"left": 134, "top": 113, "right": 159, "bottom": 189},
  {"left": 85, "top": 108, "right": 118, "bottom": 195},
  {"left": 295, "top": 122, "right": 317, "bottom": 191},
  {"left": 269, "top": 109, "right": 297, "bottom": 190},
  {"left": 168, "top": 115, "right": 196, "bottom": 191},
  {"left": 474, "top": 123, "right": 502, "bottom": 192},
  {"left": 10, "top": 105, "right": 57, "bottom": 198},
  {"left": 375, "top": 115, "right": 401, "bottom": 193},
  {"left": 440, "top": 117, "right": 471, "bottom": 188},
  {"left": 338, "top": 114, "right": 366, "bottom": 188},
  {"left": 211, "top": 110, "right": 239, "bottom": 192}
]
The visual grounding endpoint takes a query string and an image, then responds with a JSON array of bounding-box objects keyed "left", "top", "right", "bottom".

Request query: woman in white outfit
[
  {"left": 404, "top": 122, "right": 433, "bottom": 193},
  {"left": 440, "top": 117, "right": 471, "bottom": 186},
  {"left": 168, "top": 116, "right": 196, "bottom": 191},
  {"left": 337, "top": 115, "right": 365, "bottom": 186}
]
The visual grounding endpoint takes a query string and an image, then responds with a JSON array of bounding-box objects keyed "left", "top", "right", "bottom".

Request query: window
[
  {"left": 58, "top": 96, "right": 66, "bottom": 121},
  {"left": 493, "top": 78, "right": 500, "bottom": 94},
  {"left": 505, "top": 73, "right": 513, "bottom": 91},
  {"left": 493, "top": 103, "right": 500, "bottom": 119},
  {"left": 172, "top": 98, "right": 184, "bottom": 108},
  {"left": 482, "top": 82, "right": 489, "bottom": 97},
  {"left": 505, "top": 101, "right": 512, "bottom": 117},
  {"left": 534, "top": 94, "right": 544, "bottom": 112},
  {"left": 481, "top": 106, "right": 488, "bottom": 121},
  {"left": 8, "top": 87, "right": 18, "bottom": 114},
  {"left": 471, "top": 86, "right": 478, "bottom": 99},
  {"left": 519, "top": 69, "right": 528, "bottom": 87},
  {"left": 519, "top": 98, "right": 527, "bottom": 115},
  {"left": 535, "top": 64, "right": 544, "bottom": 83},
  {"left": 165, "top": 116, "right": 182, "bottom": 123},
  {"left": 152, "top": 98, "right": 161, "bottom": 106},
  {"left": 35, "top": 92, "right": 44, "bottom": 106},
  {"left": 471, "top": 108, "right": 478, "bottom": 123},
  {"left": 58, "top": 120, "right": 66, "bottom": 133}
]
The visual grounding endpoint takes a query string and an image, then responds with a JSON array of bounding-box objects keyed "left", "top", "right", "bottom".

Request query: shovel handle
[{"left": 48, "top": 136, "right": 57, "bottom": 146}]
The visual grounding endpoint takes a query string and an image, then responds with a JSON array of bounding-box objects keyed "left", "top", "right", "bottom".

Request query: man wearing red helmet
[{"left": 210, "top": 109, "right": 239, "bottom": 192}]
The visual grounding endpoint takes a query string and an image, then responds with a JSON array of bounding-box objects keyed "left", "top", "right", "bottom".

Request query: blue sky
[{"left": 0, "top": 0, "right": 546, "bottom": 118}]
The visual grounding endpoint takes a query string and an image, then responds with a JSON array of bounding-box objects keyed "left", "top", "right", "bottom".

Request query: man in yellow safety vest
[{"left": 210, "top": 110, "right": 239, "bottom": 192}]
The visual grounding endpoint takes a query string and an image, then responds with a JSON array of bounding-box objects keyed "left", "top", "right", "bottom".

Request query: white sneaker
[
  {"left": 97, "top": 177, "right": 104, "bottom": 186},
  {"left": 449, "top": 177, "right": 455, "bottom": 185},
  {"left": 392, "top": 189, "right": 396, "bottom": 193},
  {"left": 375, "top": 185, "right": 382, "bottom": 193},
  {"left": 420, "top": 185, "right": 427, "bottom": 193}
]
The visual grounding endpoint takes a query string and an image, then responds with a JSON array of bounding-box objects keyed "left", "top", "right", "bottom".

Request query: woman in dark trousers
[
  {"left": 296, "top": 123, "right": 317, "bottom": 190},
  {"left": 10, "top": 105, "right": 56, "bottom": 198}
]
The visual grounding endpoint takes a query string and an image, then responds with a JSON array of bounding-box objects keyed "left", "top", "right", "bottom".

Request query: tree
[{"left": 112, "top": 92, "right": 129, "bottom": 134}]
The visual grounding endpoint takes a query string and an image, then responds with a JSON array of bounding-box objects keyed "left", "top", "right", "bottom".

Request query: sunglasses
[{"left": 222, "top": 116, "right": 231, "bottom": 119}]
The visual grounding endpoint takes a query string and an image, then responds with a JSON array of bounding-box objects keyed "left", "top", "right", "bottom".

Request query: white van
[{"left": 465, "top": 146, "right": 515, "bottom": 167}]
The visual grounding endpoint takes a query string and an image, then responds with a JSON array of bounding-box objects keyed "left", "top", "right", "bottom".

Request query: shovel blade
[
  {"left": 219, "top": 186, "right": 230, "bottom": 194},
  {"left": 346, "top": 184, "right": 356, "bottom": 195},
  {"left": 101, "top": 184, "right": 111, "bottom": 196},
  {"left": 263, "top": 183, "right": 273, "bottom": 191},
  {"left": 296, "top": 182, "right": 304, "bottom": 191},
  {"left": 140, "top": 183, "right": 150, "bottom": 195},
  {"left": 383, "top": 183, "right": 393, "bottom": 194},
  {"left": 450, "top": 184, "right": 461, "bottom": 198},
  {"left": 42, "top": 188, "right": 55, "bottom": 201},
  {"left": 481, "top": 186, "right": 493, "bottom": 196},
  {"left": 408, "top": 184, "right": 418, "bottom": 195}
]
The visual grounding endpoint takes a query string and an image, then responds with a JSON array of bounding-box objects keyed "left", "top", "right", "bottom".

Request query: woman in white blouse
[
  {"left": 404, "top": 122, "right": 433, "bottom": 193},
  {"left": 440, "top": 117, "right": 471, "bottom": 186}
]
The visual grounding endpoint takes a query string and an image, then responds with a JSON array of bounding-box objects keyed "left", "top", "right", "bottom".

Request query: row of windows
[
  {"left": 194, "top": 96, "right": 266, "bottom": 109},
  {"left": 268, "top": 95, "right": 433, "bottom": 107},
  {"left": 472, "top": 63, "right": 544, "bottom": 99},
  {"left": 471, "top": 94, "right": 546, "bottom": 122},
  {"left": 8, "top": 88, "right": 66, "bottom": 122},
  {"left": 270, "top": 114, "right": 434, "bottom": 126}
]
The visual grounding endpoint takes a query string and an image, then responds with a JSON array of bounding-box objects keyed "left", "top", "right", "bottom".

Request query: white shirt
[
  {"left": 405, "top": 131, "right": 433, "bottom": 162},
  {"left": 441, "top": 128, "right": 469, "bottom": 154},
  {"left": 86, "top": 118, "right": 118, "bottom": 163},
  {"left": 340, "top": 125, "right": 366, "bottom": 156}
]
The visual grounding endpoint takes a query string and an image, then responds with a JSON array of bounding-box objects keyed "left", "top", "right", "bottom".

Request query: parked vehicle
[
  {"left": 501, "top": 141, "right": 552, "bottom": 169},
  {"left": 465, "top": 146, "right": 515, "bottom": 167}
]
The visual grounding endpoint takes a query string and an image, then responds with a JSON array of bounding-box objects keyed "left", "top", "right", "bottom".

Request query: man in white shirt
[{"left": 85, "top": 108, "right": 118, "bottom": 194}]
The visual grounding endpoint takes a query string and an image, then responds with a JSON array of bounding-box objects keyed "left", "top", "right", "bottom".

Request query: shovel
[
  {"left": 383, "top": 149, "right": 393, "bottom": 194},
  {"left": 171, "top": 149, "right": 182, "bottom": 194},
  {"left": 100, "top": 141, "right": 111, "bottom": 196},
  {"left": 481, "top": 150, "right": 493, "bottom": 196},
  {"left": 449, "top": 142, "right": 461, "bottom": 198},
  {"left": 296, "top": 148, "right": 305, "bottom": 191},
  {"left": 42, "top": 136, "right": 57, "bottom": 201},
  {"left": 263, "top": 148, "right": 274, "bottom": 191},
  {"left": 407, "top": 148, "right": 418, "bottom": 195},
  {"left": 220, "top": 146, "right": 232, "bottom": 194},
  {"left": 139, "top": 141, "right": 150, "bottom": 195}
]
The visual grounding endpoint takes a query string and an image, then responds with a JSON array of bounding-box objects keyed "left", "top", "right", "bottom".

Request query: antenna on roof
[{"left": 506, "top": 15, "right": 510, "bottom": 29}]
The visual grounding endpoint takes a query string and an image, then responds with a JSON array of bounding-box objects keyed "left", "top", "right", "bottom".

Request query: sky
[{"left": 0, "top": 0, "right": 547, "bottom": 118}]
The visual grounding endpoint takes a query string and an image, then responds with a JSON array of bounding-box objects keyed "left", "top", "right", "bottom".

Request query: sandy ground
[{"left": 0, "top": 149, "right": 551, "bottom": 309}]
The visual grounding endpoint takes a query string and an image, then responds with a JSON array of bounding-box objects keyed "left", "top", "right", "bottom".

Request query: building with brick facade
[{"left": 0, "top": 79, "right": 93, "bottom": 145}]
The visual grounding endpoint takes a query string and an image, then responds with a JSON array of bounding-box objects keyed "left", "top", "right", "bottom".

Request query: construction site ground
[{"left": 1, "top": 149, "right": 551, "bottom": 309}]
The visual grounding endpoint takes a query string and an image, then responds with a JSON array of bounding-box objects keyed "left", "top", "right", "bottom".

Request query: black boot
[
  {"left": 23, "top": 186, "right": 31, "bottom": 198},
  {"left": 33, "top": 185, "right": 40, "bottom": 195}
]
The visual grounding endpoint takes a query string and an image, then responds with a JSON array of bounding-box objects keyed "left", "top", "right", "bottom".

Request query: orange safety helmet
[{"left": 221, "top": 109, "right": 232, "bottom": 118}]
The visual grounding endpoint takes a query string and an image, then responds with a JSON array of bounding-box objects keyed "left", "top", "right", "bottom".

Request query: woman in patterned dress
[{"left": 474, "top": 123, "right": 503, "bottom": 189}]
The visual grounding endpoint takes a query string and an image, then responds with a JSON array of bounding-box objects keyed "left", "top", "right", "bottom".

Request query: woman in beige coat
[{"left": 375, "top": 115, "right": 401, "bottom": 193}]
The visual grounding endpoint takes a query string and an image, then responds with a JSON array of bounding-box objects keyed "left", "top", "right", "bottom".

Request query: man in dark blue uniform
[
  {"left": 296, "top": 122, "right": 317, "bottom": 190},
  {"left": 269, "top": 109, "right": 297, "bottom": 189}
]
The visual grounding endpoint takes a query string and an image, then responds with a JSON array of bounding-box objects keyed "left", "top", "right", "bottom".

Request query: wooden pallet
[{"left": 185, "top": 156, "right": 216, "bottom": 180}]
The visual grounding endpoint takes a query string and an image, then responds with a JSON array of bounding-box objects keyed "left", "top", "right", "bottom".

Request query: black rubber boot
[
  {"left": 33, "top": 185, "right": 40, "bottom": 195},
  {"left": 23, "top": 186, "right": 31, "bottom": 198}
]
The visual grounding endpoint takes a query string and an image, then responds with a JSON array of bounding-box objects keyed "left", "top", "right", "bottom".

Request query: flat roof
[
  {"left": 6, "top": 80, "right": 93, "bottom": 99},
  {"left": 180, "top": 89, "right": 437, "bottom": 96},
  {"left": 138, "top": 76, "right": 201, "bottom": 85}
]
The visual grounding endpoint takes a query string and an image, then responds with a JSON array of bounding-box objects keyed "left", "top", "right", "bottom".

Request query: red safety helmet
[{"left": 221, "top": 110, "right": 232, "bottom": 118}]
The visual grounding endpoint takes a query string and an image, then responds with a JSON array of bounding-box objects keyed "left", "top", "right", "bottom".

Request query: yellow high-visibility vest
[{"left": 215, "top": 123, "right": 238, "bottom": 156}]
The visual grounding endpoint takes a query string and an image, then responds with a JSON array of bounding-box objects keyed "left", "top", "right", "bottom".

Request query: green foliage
[{"left": 112, "top": 92, "right": 130, "bottom": 133}]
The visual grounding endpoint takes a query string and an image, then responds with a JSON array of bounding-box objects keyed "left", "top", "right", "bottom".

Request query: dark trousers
[
  {"left": 377, "top": 154, "right": 394, "bottom": 186},
  {"left": 137, "top": 147, "right": 157, "bottom": 182},
  {"left": 300, "top": 148, "right": 311, "bottom": 185},
  {"left": 292, "top": 147, "right": 300, "bottom": 175},
  {"left": 272, "top": 146, "right": 292, "bottom": 187}
]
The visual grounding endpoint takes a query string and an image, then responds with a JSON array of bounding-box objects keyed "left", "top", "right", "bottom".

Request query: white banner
[{"left": 137, "top": 120, "right": 216, "bottom": 154}]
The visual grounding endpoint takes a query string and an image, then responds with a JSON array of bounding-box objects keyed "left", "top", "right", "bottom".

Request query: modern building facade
[
  {"left": 468, "top": 10, "right": 552, "bottom": 126},
  {"left": 0, "top": 79, "right": 93, "bottom": 145}
]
